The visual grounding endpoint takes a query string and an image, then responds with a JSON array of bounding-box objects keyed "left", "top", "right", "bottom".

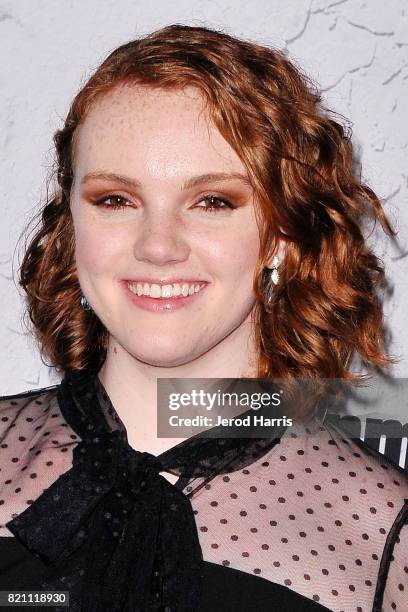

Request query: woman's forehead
[
  {"left": 73, "top": 84, "right": 247, "bottom": 184},
  {"left": 77, "top": 84, "right": 212, "bottom": 144}
]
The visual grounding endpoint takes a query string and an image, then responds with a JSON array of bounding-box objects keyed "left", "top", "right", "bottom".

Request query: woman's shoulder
[
  {"left": 0, "top": 382, "right": 61, "bottom": 439},
  {"left": 191, "top": 418, "right": 408, "bottom": 610},
  {"left": 296, "top": 416, "right": 408, "bottom": 516},
  {"left": 321, "top": 414, "right": 408, "bottom": 491},
  {"left": 305, "top": 418, "right": 408, "bottom": 609},
  {"left": 0, "top": 381, "right": 61, "bottom": 402},
  {"left": 0, "top": 379, "right": 81, "bottom": 455},
  {"left": 0, "top": 381, "right": 80, "bottom": 536},
  {"left": 0, "top": 381, "right": 61, "bottom": 404}
]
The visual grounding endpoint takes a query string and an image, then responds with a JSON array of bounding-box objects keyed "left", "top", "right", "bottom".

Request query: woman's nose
[{"left": 132, "top": 212, "right": 190, "bottom": 266}]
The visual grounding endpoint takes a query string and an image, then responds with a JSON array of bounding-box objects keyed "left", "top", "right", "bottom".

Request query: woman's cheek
[
  {"left": 74, "top": 223, "right": 124, "bottom": 276},
  {"left": 74, "top": 234, "right": 104, "bottom": 276}
]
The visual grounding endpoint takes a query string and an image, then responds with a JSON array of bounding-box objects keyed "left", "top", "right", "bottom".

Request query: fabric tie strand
[{"left": 7, "top": 429, "right": 203, "bottom": 611}]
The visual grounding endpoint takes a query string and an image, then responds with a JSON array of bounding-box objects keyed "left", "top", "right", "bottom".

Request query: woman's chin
[{"left": 126, "top": 345, "right": 201, "bottom": 369}]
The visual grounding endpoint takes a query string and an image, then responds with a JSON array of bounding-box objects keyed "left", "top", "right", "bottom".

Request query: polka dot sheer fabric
[
  {"left": 0, "top": 371, "right": 407, "bottom": 612},
  {"left": 189, "top": 424, "right": 408, "bottom": 611}
]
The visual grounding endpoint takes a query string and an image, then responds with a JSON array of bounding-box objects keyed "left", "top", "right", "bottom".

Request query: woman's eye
[
  {"left": 92, "top": 194, "right": 236, "bottom": 213},
  {"left": 194, "top": 195, "right": 236, "bottom": 213},
  {"left": 94, "top": 194, "right": 131, "bottom": 209}
]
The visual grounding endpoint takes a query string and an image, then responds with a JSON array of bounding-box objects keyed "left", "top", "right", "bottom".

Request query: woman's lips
[{"left": 122, "top": 281, "right": 208, "bottom": 312}]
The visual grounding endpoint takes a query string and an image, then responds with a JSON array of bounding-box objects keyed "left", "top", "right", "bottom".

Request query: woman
[{"left": 0, "top": 24, "right": 407, "bottom": 612}]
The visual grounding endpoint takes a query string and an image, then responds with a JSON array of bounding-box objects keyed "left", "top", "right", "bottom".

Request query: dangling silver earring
[
  {"left": 263, "top": 255, "right": 280, "bottom": 313},
  {"left": 80, "top": 294, "right": 92, "bottom": 311}
]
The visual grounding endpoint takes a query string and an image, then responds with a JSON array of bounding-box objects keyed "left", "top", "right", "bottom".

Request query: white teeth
[
  {"left": 161, "top": 284, "right": 173, "bottom": 298},
  {"left": 150, "top": 284, "right": 161, "bottom": 298},
  {"left": 127, "top": 281, "right": 205, "bottom": 298}
]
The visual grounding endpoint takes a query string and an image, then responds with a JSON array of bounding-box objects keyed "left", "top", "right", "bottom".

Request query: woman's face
[{"left": 70, "top": 84, "right": 262, "bottom": 367}]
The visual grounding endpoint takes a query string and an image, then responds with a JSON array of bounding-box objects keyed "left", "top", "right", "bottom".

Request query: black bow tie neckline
[{"left": 6, "top": 369, "right": 287, "bottom": 611}]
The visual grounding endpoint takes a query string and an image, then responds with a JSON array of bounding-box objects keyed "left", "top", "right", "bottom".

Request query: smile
[
  {"left": 126, "top": 281, "right": 207, "bottom": 299},
  {"left": 123, "top": 280, "right": 208, "bottom": 313}
]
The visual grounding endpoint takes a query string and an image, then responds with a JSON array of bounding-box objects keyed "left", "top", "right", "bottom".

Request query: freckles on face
[
  {"left": 76, "top": 86, "right": 206, "bottom": 182},
  {"left": 68, "top": 84, "right": 262, "bottom": 365},
  {"left": 71, "top": 83, "right": 260, "bottom": 267}
]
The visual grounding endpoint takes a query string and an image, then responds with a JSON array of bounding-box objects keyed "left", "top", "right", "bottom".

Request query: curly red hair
[{"left": 18, "top": 24, "right": 397, "bottom": 393}]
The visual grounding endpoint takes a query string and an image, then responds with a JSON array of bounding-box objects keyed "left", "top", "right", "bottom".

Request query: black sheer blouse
[{"left": 0, "top": 369, "right": 407, "bottom": 611}]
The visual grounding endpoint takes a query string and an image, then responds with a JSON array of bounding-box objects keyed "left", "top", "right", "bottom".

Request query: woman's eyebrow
[
  {"left": 80, "top": 171, "right": 252, "bottom": 190},
  {"left": 80, "top": 172, "right": 142, "bottom": 190},
  {"left": 182, "top": 172, "right": 252, "bottom": 189}
]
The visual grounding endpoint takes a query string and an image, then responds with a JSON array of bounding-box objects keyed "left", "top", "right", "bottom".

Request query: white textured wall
[{"left": 1, "top": 0, "right": 407, "bottom": 393}]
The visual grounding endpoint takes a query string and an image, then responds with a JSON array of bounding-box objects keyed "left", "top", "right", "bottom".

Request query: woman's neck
[{"left": 97, "top": 318, "right": 259, "bottom": 457}]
